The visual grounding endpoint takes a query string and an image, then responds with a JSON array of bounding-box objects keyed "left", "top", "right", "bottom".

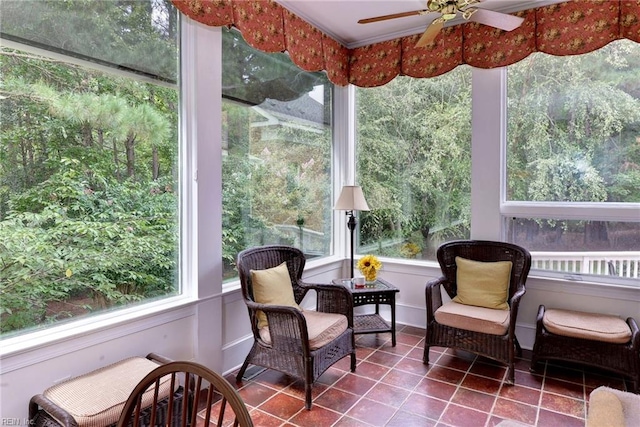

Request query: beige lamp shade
[{"left": 334, "top": 185, "right": 370, "bottom": 211}]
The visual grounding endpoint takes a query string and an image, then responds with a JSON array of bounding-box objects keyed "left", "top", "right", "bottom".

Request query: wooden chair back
[{"left": 117, "top": 361, "right": 253, "bottom": 427}]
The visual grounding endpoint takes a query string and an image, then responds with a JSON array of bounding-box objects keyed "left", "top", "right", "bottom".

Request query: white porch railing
[{"left": 531, "top": 251, "right": 640, "bottom": 279}]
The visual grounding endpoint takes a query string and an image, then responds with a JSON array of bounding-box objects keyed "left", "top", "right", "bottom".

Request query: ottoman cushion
[
  {"left": 543, "top": 309, "right": 631, "bottom": 344},
  {"left": 42, "top": 357, "right": 169, "bottom": 427}
]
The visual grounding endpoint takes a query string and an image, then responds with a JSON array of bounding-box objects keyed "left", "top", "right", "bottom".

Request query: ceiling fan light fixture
[
  {"left": 459, "top": 0, "right": 480, "bottom": 9},
  {"left": 427, "top": 0, "right": 443, "bottom": 12},
  {"left": 462, "top": 8, "right": 476, "bottom": 20}
]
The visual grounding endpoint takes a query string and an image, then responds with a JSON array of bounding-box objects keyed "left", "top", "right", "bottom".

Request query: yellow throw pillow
[
  {"left": 251, "top": 261, "right": 301, "bottom": 329},
  {"left": 452, "top": 257, "right": 513, "bottom": 310}
]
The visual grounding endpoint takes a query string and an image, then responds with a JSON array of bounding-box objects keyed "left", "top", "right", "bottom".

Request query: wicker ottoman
[
  {"left": 530, "top": 305, "right": 640, "bottom": 392},
  {"left": 29, "top": 353, "right": 183, "bottom": 427}
]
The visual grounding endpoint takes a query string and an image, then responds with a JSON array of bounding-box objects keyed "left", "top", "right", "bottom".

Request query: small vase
[{"left": 363, "top": 271, "right": 377, "bottom": 284}]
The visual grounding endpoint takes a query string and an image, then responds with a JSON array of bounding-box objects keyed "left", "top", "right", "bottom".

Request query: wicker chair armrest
[
  {"left": 509, "top": 287, "right": 526, "bottom": 305},
  {"left": 425, "top": 277, "right": 446, "bottom": 320},
  {"left": 263, "top": 307, "right": 310, "bottom": 354},
  {"left": 535, "top": 305, "right": 546, "bottom": 326},
  {"left": 300, "top": 281, "right": 353, "bottom": 319},
  {"left": 29, "top": 394, "right": 78, "bottom": 427},
  {"left": 627, "top": 316, "right": 639, "bottom": 349},
  {"left": 243, "top": 299, "right": 306, "bottom": 324},
  {"left": 241, "top": 298, "right": 272, "bottom": 310},
  {"left": 504, "top": 288, "right": 526, "bottom": 335},
  {"left": 243, "top": 298, "right": 305, "bottom": 318}
]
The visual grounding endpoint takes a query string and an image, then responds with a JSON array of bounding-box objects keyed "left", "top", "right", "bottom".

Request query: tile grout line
[
  {"left": 484, "top": 363, "right": 507, "bottom": 427},
  {"left": 434, "top": 349, "right": 476, "bottom": 427},
  {"left": 323, "top": 336, "right": 397, "bottom": 427}
]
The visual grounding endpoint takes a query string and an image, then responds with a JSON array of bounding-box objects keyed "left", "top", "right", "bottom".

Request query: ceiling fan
[{"left": 358, "top": 0, "right": 525, "bottom": 48}]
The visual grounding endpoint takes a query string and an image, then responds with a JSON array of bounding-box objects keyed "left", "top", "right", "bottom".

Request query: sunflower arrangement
[{"left": 357, "top": 254, "right": 382, "bottom": 282}]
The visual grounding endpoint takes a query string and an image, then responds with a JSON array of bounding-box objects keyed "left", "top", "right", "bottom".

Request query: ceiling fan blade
[
  {"left": 358, "top": 9, "right": 427, "bottom": 24},
  {"left": 468, "top": 8, "right": 524, "bottom": 31},
  {"left": 415, "top": 19, "right": 444, "bottom": 48}
]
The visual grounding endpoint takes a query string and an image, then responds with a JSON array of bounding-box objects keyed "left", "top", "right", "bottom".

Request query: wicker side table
[{"left": 333, "top": 278, "right": 399, "bottom": 346}]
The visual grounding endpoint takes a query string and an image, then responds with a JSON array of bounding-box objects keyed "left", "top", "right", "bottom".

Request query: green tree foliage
[
  {"left": 0, "top": 161, "right": 177, "bottom": 332},
  {"left": 1, "top": 0, "right": 178, "bottom": 82},
  {"left": 508, "top": 41, "right": 640, "bottom": 203},
  {"left": 356, "top": 68, "right": 472, "bottom": 257},
  {"left": 220, "top": 95, "right": 332, "bottom": 277},
  {"left": 0, "top": 0, "right": 179, "bottom": 334},
  {"left": 506, "top": 41, "right": 640, "bottom": 246},
  {"left": 357, "top": 40, "right": 640, "bottom": 259},
  {"left": 220, "top": 28, "right": 332, "bottom": 277}
]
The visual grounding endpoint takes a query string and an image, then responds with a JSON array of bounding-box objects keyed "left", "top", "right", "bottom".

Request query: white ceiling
[{"left": 276, "top": 0, "right": 569, "bottom": 48}]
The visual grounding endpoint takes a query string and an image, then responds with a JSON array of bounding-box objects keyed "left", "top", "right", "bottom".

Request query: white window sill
[
  {"left": 0, "top": 294, "right": 197, "bottom": 364},
  {"left": 525, "top": 273, "right": 640, "bottom": 301}
]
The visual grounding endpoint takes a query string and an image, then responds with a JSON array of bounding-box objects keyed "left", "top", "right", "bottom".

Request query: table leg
[{"left": 391, "top": 297, "right": 396, "bottom": 347}]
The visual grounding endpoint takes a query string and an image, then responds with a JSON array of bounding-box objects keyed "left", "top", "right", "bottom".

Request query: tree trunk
[
  {"left": 125, "top": 132, "right": 136, "bottom": 179},
  {"left": 82, "top": 122, "right": 93, "bottom": 147},
  {"left": 97, "top": 128, "right": 104, "bottom": 149},
  {"left": 152, "top": 146, "right": 159, "bottom": 180}
]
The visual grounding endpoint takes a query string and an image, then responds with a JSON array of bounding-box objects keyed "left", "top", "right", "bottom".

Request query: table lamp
[{"left": 334, "top": 185, "right": 370, "bottom": 279}]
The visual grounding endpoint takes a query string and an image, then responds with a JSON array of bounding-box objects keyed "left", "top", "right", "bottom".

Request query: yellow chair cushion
[
  {"left": 543, "top": 308, "right": 631, "bottom": 344},
  {"left": 42, "top": 357, "right": 169, "bottom": 427},
  {"left": 259, "top": 310, "right": 348, "bottom": 350},
  {"left": 251, "top": 261, "right": 301, "bottom": 329},
  {"left": 435, "top": 301, "right": 510, "bottom": 336},
  {"left": 453, "top": 256, "right": 512, "bottom": 310}
]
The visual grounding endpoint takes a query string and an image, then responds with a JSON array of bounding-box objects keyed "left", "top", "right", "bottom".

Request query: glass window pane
[
  {"left": 508, "top": 218, "right": 640, "bottom": 280},
  {"left": 0, "top": 0, "right": 178, "bottom": 83},
  {"left": 506, "top": 39, "right": 640, "bottom": 282},
  {"left": 507, "top": 40, "right": 640, "bottom": 203},
  {"left": 0, "top": 3, "right": 179, "bottom": 337},
  {"left": 221, "top": 29, "right": 333, "bottom": 281},
  {"left": 356, "top": 70, "right": 472, "bottom": 261}
]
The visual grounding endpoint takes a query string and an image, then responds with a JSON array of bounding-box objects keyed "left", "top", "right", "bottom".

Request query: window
[
  {"left": 505, "top": 40, "right": 640, "bottom": 281},
  {"left": 220, "top": 28, "right": 334, "bottom": 280},
  {"left": 0, "top": 0, "right": 180, "bottom": 336},
  {"left": 356, "top": 69, "right": 472, "bottom": 261}
]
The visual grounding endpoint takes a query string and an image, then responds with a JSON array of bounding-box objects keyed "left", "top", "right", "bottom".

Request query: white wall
[{"left": 0, "top": 305, "right": 196, "bottom": 419}]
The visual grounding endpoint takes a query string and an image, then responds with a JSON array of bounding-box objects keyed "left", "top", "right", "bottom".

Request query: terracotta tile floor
[{"left": 223, "top": 325, "right": 631, "bottom": 427}]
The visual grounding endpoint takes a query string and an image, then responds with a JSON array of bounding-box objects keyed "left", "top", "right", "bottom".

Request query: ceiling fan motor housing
[{"left": 428, "top": 0, "right": 481, "bottom": 20}]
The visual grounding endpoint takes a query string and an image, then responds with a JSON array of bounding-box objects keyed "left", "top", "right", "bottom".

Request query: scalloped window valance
[{"left": 172, "top": 0, "right": 640, "bottom": 88}]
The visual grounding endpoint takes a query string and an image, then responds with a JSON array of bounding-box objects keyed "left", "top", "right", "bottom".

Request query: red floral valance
[
  {"left": 171, "top": 0, "right": 349, "bottom": 85},
  {"left": 172, "top": 0, "right": 640, "bottom": 88}
]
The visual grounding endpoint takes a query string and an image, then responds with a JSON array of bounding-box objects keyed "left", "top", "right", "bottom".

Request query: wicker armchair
[
  {"left": 423, "top": 240, "right": 531, "bottom": 384},
  {"left": 236, "top": 245, "right": 356, "bottom": 409}
]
